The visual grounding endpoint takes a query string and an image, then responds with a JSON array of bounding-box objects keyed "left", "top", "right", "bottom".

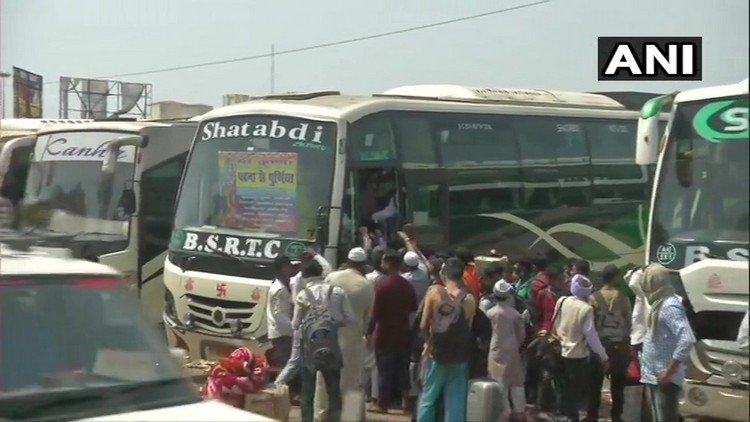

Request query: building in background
[
  {"left": 222, "top": 94, "right": 252, "bottom": 106},
  {"left": 151, "top": 101, "right": 213, "bottom": 120}
]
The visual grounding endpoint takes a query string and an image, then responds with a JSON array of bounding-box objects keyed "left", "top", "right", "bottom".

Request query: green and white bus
[
  {"left": 162, "top": 85, "right": 665, "bottom": 359},
  {"left": 637, "top": 79, "right": 748, "bottom": 421}
]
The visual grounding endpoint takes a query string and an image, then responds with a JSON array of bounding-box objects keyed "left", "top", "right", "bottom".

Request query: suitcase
[{"left": 466, "top": 378, "right": 507, "bottom": 422}]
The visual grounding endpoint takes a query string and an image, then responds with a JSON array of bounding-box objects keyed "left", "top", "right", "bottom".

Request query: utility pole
[
  {"left": 271, "top": 44, "right": 276, "bottom": 94},
  {"left": 0, "top": 71, "right": 10, "bottom": 119}
]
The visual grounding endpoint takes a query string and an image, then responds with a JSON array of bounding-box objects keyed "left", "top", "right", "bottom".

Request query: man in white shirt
[
  {"left": 277, "top": 260, "right": 356, "bottom": 422},
  {"left": 626, "top": 267, "right": 649, "bottom": 349},
  {"left": 266, "top": 255, "right": 297, "bottom": 369},
  {"left": 290, "top": 249, "right": 332, "bottom": 299},
  {"left": 401, "top": 251, "right": 430, "bottom": 305},
  {"left": 315, "top": 247, "right": 375, "bottom": 422}
]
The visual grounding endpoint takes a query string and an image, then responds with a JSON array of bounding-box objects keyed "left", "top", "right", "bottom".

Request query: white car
[{"left": 0, "top": 241, "right": 272, "bottom": 421}]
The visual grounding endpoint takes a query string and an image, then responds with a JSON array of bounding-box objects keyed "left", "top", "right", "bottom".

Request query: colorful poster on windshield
[{"left": 218, "top": 151, "right": 298, "bottom": 233}]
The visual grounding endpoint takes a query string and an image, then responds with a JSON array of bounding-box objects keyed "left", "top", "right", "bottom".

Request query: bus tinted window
[
  {"left": 586, "top": 120, "right": 647, "bottom": 202},
  {"left": 587, "top": 121, "right": 636, "bottom": 160},
  {"left": 349, "top": 116, "right": 397, "bottom": 163},
  {"left": 434, "top": 117, "right": 518, "bottom": 167},
  {"left": 393, "top": 116, "right": 436, "bottom": 165}
]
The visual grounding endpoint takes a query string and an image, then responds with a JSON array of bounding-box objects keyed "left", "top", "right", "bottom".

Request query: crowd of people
[{"left": 265, "top": 224, "right": 704, "bottom": 422}]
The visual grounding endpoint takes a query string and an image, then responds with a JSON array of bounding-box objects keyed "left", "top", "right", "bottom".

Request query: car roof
[{"left": 0, "top": 242, "right": 120, "bottom": 278}]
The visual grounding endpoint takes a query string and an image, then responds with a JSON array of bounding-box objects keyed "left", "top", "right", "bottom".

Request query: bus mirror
[
  {"left": 315, "top": 206, "right": 330, "bottom": 248},
  {"left": 119, "top": 188, "right": 137, "bottom": 216},
  {"left": 636, "top": 93, "right": 677, "bottom": 165},
  {"left": 102, "top": 135, "right": 145, "bottom": 175},
  {"left": 636, "top": 116, "right": 660, "bottom": 165}
]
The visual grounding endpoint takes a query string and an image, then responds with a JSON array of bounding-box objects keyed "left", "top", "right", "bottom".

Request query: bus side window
[
  {"left": 392, "top": 116, "right": 437, "bottom": 166},
  {"left": 139, "top": 152, "right": 188, "bottom": 265},
  {"left": 513, "top": 117, "right": 560, "bottom": 209},
  {"left": 437, "top": 115, "right": 521, "bottom": 215},
  {"left": 586, "top": 120, "right": 645, "bottom": 203},
  {"left": 348, "top": 116, "right": 397, "bottom": 164},
  {"left": 554, "top": 121, "right": 591, "bottom": 207}
]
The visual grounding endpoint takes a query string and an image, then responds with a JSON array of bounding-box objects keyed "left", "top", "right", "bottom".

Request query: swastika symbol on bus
[{"left": 216, "top": 283, "right": 228, "bottom": 298}]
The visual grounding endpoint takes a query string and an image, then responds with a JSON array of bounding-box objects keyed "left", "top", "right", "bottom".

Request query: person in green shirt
[{"left": 513, "top": 259, "right": 534, "bottom": 301}]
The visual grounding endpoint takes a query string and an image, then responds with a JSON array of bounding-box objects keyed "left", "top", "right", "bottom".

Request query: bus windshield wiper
[{"left": 210, "top": 247, "right": 256, "bottom": 270}]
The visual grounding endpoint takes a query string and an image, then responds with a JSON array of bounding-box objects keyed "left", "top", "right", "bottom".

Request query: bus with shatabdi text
[{"left": 163, "top": 86, "right": 666, "bottom": 360}]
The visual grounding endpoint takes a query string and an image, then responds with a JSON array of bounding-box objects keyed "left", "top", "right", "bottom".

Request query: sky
[{"left": 1, "top": 0, "right": 748, "bottom": 118}]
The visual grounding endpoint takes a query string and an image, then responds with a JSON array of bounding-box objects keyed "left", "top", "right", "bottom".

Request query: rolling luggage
[{"left": 466, "top": 378, "right": 506, "bottom": 422}]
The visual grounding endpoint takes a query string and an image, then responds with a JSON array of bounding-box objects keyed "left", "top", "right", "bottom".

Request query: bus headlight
[
  {"left": 722, "top": 360, "right": 743, "bottom": 386},
  {"left": 687, "top": 387, "right": 708, "bottom": 407},
  {"left": 164, "top": 289, "right": 177, "bottom": 320},
  {"left": 184, "top": 313, "right": 196, "bottom": 330}
]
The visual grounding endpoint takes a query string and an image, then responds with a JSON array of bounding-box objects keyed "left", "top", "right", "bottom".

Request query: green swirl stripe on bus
[
  {"left": 692, "top": 99, "right": 749, "bottom": 143},
  {"left": 480, "top": 211, "right": 643, "bottom": 271}
]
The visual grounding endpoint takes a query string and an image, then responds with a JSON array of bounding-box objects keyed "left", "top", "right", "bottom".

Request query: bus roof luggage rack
[
  {"left": 258, "top": 91, "right": 341, "bottom": 101},
  {"left": 592, "top": 91, "right": 666, "bottom": 111},
  {"left": 93, "top": 117, "right": 139, "bottom": 122},
  {"left": 376, "top": 85, "right": 626, "bottom": 110}
]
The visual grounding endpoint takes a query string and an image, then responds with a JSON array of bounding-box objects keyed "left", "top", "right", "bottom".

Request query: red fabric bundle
[
  {"left": 626, "top": 349, "right": 642, "bottom": 383},
  {"left": 201, "top": 347, "right": 270, "bottom": 408}
]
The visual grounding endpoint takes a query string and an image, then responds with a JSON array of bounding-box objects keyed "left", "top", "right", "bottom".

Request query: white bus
[
  {"left": 0, "top": 119, "right": 91, "bottom": 228},
  {"left": 636, "top": 79, "right": 748, "bottom": 421},
  {"left": 163, "top": 86, "right": 665, "bottom": 359},
  {"left": 19, "top": 119, "right": 199, "bottom": 323}
]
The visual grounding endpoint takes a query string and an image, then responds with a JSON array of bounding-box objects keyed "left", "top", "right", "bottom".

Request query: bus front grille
[{"left": 185, "top": 294, "right": 259, "bottom": 335}]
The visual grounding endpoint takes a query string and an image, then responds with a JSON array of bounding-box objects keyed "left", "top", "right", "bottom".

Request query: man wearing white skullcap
[
  {"left": 480, "top": 279, "right": 527, "bottom": 420},
  {"left": 314, "top": 247, "right": 374, "bottom": 421}
]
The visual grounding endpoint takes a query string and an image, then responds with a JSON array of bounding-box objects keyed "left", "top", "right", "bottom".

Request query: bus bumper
[
  {"left": 679, "top": 379, "right": 750, "bottom": 421},
  {"left": 163, "top": 313, "right": 271, "bottom": 362}
]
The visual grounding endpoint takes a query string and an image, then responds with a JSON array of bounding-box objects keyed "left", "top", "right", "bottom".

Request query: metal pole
[
  {"left": 271, "top": 44, "right": 276, "bottom": 94},
  {"left": 0, "top": 71, "right": 10, "bottom": 119}
]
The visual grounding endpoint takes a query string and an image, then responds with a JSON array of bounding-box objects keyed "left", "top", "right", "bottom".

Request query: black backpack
[{"left": 429, "top": 287, "right": 471, "bottom": 364}]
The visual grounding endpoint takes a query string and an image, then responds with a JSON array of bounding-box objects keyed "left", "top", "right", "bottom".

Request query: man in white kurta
[{"left": 314, "top": 247, "right": 374, "bottom": 422}]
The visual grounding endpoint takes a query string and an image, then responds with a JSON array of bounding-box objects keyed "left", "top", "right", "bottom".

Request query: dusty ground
[{"left": 189, "top": 365, "right": 619, "bottom": 421}]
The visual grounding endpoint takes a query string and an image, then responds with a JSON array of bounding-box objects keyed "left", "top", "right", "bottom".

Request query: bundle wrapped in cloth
[{"left": 201, "top": 347, "right": 269, "bottom": 408}]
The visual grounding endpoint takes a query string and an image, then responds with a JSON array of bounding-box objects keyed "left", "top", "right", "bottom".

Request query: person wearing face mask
[{"left": 639, "top": 263, "right": 696, "bottom": 421}]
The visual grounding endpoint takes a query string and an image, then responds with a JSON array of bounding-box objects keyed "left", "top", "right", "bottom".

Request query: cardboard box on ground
[{"left": 244, "top": 385, "right": 291, "bottom": 422}]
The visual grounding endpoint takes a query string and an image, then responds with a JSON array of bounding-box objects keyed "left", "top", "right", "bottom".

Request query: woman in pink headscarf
[{"left": 202, "top": 347, "right": 269, "bottom": 408}]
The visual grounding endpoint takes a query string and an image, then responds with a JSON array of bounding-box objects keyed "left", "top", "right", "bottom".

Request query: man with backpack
[
  {"left": 589, "top": 264, "right": 632, "bottom": 422},
  {"left": 289, "top": 260, "right": 356, "bottom": 422},
  {"left": 418, "top": 257, "right": 477, "bottom": 421}
]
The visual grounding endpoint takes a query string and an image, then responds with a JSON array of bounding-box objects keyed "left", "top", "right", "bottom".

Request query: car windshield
[
  {"left": 173, "top": 115, "right": 336, "bottom": 241},
  {"left": 652, "top": 96, "right": 749, "bottom": 245},
  {"left": 0, "top": 276, "right": 198, "bottom": 418},
  {"left": 22, "top": 131, "right": 136, "bottom": 238}
]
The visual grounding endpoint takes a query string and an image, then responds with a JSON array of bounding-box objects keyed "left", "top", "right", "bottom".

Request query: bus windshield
[
  {"left": 22, "top": 131, "right": 136, "bottom": 239},
  {"left": 173, "top": 115, "right": 336, "bottom": 241},
  {"left": 652, "top": 96, "right": 749, "bottom": 247}
]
